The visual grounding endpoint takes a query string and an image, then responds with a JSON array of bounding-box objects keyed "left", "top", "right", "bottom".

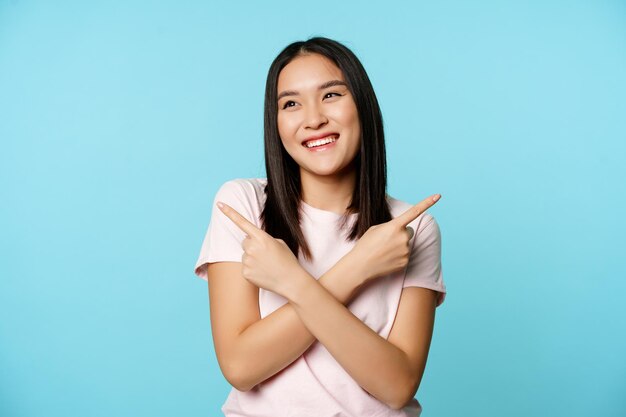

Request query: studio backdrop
[{"left": 1, "top": 1, "right": 625, "bottom": 416}]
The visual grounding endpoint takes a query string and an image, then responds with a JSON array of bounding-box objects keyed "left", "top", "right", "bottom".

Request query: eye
[
  {"left": 282, "top": 100, "right": 296, "bottom": 109},
  {"left": 324, "top": 92, "right": 342, "bottom": 99}
]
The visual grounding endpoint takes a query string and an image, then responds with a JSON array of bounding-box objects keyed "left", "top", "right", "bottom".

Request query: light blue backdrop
[{"left": 1, "top": 1, "right": 625, "bottom": 416}]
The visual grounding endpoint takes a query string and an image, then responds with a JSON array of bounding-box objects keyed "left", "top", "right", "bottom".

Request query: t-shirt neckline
[
  {"left": 300, "top": 200, "right": 359, "bottom": 221},
  {"left": 254, "top": 178, "right": 358, "bottom": 221}
]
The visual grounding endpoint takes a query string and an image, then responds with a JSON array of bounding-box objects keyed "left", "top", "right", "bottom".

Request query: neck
[{"left": 300, "top": 168, "right": 357, "bottom": 215}]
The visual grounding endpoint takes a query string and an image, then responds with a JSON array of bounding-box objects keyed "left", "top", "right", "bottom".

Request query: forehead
[{"left": 277, "top": 53, "right": 344, "bottom": 91}]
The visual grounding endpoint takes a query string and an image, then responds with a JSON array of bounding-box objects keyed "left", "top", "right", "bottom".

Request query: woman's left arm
[{"left": 287, "top": 271, "right": 437, "bottom": 410}]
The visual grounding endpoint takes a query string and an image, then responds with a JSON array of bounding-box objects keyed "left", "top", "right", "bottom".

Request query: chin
[{"left": 302, "top": 162, "right": 354, "bottom": 178}]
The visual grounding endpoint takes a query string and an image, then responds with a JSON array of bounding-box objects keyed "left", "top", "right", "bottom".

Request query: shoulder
[
  {"left": 212, "top": 178, "right": 267, "bottom": 227},
  {"left": 386, "top": 195, "right": 439, "bottom": 237},
  {"left": 215, "top": 178, "right": 267, "bottom": 204}
]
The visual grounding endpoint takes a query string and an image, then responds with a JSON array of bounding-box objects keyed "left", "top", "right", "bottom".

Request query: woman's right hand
[{"left": 349, "top": 194, "right": 441, "bottom": 282}]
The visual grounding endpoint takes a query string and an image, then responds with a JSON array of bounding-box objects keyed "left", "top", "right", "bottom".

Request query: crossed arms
[{"left": 207, "top": 196, "right": 440, "bottom": 410}]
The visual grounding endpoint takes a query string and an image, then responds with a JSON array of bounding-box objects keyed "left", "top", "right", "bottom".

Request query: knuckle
[
  {"left": 382, "top": 225, "right": 395, "bottom": 236},
  {"left": 247, "top": 245, "right": 258, "bottom": 256}
]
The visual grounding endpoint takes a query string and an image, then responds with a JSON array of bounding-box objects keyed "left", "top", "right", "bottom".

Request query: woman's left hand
[{"left": 216, "top": 201, "right": 306, "bottom": 298}]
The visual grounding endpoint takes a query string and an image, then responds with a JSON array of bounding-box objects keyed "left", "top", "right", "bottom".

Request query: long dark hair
[{"left": 260, "top": 37, "right": 391, "bottom": 260}]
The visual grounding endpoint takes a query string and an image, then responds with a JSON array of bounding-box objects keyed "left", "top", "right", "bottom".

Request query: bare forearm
[
  {"left": 231, "top": 253, "right": 366, "bottom": 390},
  {"left": 287, "top": 273, "right": 413, "bottom": 409}
]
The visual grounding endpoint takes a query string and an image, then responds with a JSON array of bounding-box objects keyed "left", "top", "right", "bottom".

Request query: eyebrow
[{"left": 277, "top": 80, "right": 348, "bottom": 101}]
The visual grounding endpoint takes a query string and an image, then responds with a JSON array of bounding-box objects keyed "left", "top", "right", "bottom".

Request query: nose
[{"left": 303, "top": 102, "right": 328, "bottom": 130}]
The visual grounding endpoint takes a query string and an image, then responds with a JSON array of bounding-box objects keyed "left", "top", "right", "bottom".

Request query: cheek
[
  {"left": 348, "top": 107, "right": 360, "bottom": 129},
  {"left": 277, "top": 118, "right": 300, "bottom": 158},
  {"left": 345, "top": 109, "right": 362, "bottom": 152},
  {"left": 277, "top": 115, "right": 299, "bottom": 144},
  {"left": 333, "top": 102, "right": 360, "bottom": 130}
]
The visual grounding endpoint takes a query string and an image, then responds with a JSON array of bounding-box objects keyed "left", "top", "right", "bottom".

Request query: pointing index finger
[
  {"left": 217, "top": 201, "right": 263, "bottom": 238},
  {"left": 393, "top": 194, "right": 441, "bottom": 227}
]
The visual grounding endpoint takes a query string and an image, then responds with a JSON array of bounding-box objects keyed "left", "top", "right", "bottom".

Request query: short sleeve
[
  {"left": 403, "top": 215, "right": 447, "bottom": 306},
  {"left": 193, "top": 180, "right": 260, "bottom": 281}
]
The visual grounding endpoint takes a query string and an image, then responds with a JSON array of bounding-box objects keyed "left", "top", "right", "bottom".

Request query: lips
[{"left": 301, "top": 133, "right": 339, "bottom": 148}]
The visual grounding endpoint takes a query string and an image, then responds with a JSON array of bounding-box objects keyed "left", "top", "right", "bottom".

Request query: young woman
[{"left": 194, "top": 37, "right": 446, "bottom": 417}]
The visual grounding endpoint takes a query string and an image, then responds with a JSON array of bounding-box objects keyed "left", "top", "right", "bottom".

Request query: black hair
[{"left": 260, "top": 37, "right": 391, "bottom": 261}]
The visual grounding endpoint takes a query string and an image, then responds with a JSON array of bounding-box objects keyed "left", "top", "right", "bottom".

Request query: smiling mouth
[{"left": 303, "top": 135, "right": 339, "bottom": 148}]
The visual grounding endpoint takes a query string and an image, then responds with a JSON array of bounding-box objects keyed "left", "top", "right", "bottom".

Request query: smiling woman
[{"left": 194, "top": 37, "right": 446, "bottom": 417}]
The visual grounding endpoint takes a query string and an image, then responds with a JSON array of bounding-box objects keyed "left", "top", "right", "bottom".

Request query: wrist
[
  {"left": 343, "top": 248, "right": 374, "bottom": 285},
  {"left": 283, "top": 268, "right": 315, "bottom": 304}
]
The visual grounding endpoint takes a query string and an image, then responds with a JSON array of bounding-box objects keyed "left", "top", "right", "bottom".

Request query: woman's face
[{"left": 276, "top": 53, "right": 361, "bottom": 179}]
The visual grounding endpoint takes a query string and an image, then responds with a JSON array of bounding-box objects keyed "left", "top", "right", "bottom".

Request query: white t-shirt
[{"left": 194, "top": 178, "right": 446, "bottom": 417}]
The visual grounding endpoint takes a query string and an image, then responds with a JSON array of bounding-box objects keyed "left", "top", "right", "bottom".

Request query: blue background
[{"left": 1, "top": 1, "right": 625, "bottom": 416}]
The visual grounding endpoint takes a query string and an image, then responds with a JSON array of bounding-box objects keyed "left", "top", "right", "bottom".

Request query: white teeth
[{"left": 305, "top": 136, "right": 338, "bottom": 148}]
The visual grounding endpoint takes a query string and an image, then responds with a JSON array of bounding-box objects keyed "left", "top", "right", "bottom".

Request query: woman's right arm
[{"left": 208, "top": 249, "right": 368, "bottom": 391}]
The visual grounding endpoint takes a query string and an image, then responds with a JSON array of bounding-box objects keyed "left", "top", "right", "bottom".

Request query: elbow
[
  {"left": 230, "top": 380, "right": 256, "bottom": 392},
  {"left": 387, "top": 394, "right": 415, "bottom": 411},
  {"left": 386, "top": 376, "right": 420, "bottom": 411},
  {"left": 221, "top": 359, "right": 257, "bottom": 392},
  {"left": 226, "top": 374, "right": 255, "bottom": 393},
  {"left": 387, "top": 390, "right": 417, "bottom": 411}
]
